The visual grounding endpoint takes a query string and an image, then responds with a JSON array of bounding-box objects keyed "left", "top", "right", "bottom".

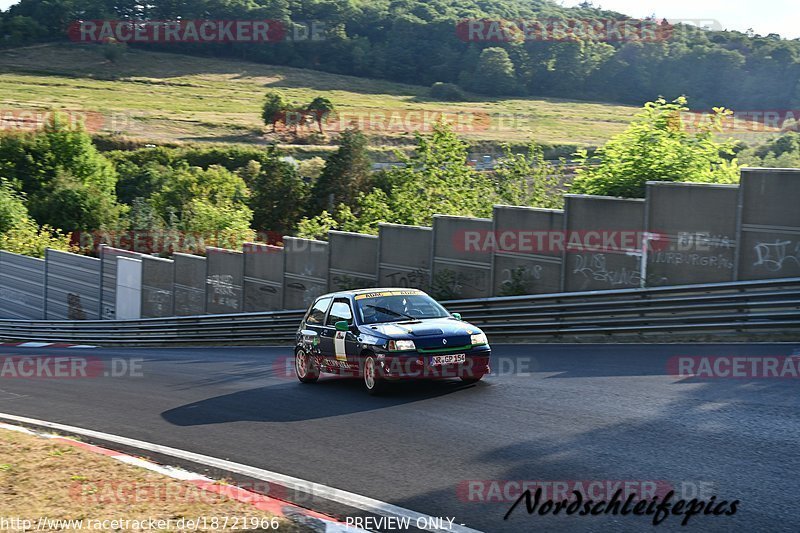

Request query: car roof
[{"left": 318, "top": 288, "right": 429, "bottom": 299}]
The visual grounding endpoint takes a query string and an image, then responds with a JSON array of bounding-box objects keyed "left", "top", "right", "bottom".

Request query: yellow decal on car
[{"left": 355, "top": 289, "right": 423, "bottom": 300}]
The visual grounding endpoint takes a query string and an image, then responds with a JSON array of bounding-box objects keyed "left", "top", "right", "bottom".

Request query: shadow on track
[{"left": 161, "top": 377, "right": 484, "bottom": 425}]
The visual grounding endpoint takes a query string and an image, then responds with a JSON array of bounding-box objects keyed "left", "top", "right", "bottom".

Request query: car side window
[
  {"left": 305, "top": 297, "right": 332, "bottom": 325},
  {"left": 326, "top": 299, "right": 353, "bottom": 326}
]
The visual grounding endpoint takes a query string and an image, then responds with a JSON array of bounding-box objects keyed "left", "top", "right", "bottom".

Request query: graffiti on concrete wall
[
  {"left": 573, "top": 253, "right": 641, "bottom": 288},
  {"left": 207, "top": 274, "right": 240, "bottom": 310},
  {"left": 498, "top": 265, "right": 543, "bottom": 296},
  {"left": 382, "top": 268, "right": 429, "bottom": 290},
  {"left": 752, "top": 239, "right": 800, "bottom": 273}
]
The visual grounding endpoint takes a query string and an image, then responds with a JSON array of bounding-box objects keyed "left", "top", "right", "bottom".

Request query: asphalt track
[{"left": 0, "top": 343, "right": 798, "bottom": 532}]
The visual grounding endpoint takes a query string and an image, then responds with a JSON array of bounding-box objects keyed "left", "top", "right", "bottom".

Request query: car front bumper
[{"left": 376, "top": 347, "right": 491, "bottom": 380}]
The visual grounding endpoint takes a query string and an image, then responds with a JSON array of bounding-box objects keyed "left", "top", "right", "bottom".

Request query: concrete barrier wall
[
  {"left": 141, "top": 256, "right": 174, "bottom": 318},
  {"left": 328, "top": 231, "right": 378, "bottom": 291},
  {"left": 2, "top": 170, "right": 800, "bottom": 320},
  {"left": 283, "top": 237, "right": 329, "bottom": 309},
  {"left": 0, "top": 251, "right": 45, "bottom": 319},
  {"left": 100, "top": 245, "right": 142, "bottom": 319},
  {"left": 431, "top": 215, "right": 493, "bottom": 299},
  {"left": 45, "top": 249, "right": 101, "bottom": 320},
  {"left": 206, "top": 247, "right": 244, "bottom": 314},
  {"left": 243, "top": 243, "right": 284, "bottom": 311},
  {"left": 646, "top": 182, "right": 738, "bottom": 286},
  {"left": 492, "top": 206, "right": 564, "bottom": 296},
  {"left": 116, "top": 256, "right": 142, "bottom": 320},
  {"left": 173, "top": 253, "right": 206, "bottom": 316},
  {"left": 377, "top": 223, "right": 432, "bottom": 290},
  {"left": 737, "top": 168, "right": 800, "bottom": 280},
  {"left": 563, "top": 195, "right": 645, "bottom": 292}
]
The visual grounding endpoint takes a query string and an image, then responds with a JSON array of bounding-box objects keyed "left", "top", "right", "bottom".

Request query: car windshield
[{"left": 355, "top": 293, "right": 450, "bottom": 324}]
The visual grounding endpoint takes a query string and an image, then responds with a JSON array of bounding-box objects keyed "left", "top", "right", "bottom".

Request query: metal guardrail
[{"left": 0, "top": 278, "right": 798, "bottom": 345}]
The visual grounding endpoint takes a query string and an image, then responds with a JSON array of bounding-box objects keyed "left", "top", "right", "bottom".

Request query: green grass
[{"left": 0, "top": 43, "right": 640, "bottom": 150}]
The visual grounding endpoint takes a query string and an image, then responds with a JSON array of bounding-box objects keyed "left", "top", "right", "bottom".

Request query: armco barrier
[{"left": 0, "top": 278, "right": 797, "bottom": 345}]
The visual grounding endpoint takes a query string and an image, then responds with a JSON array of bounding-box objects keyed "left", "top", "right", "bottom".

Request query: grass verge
[{"left": 0, "top": 427, "right": 309, "bottom": 532}]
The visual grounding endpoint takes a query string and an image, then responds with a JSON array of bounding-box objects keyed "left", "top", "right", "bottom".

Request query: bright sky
[
  {"left": 0, "top": 0, "right": 796, "bottom": 39},
  {"left": 560, "top": 0, "right": 799, "bottom": 39}
]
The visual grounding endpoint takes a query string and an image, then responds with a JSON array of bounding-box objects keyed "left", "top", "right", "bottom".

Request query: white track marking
[{"left": 0, "top": 412, "right": 482, "bottom": 533}]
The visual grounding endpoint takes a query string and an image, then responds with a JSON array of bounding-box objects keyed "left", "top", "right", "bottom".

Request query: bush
[
  {"left": 430, "top": 82, "right": 465, "bottom": 101},
  {"left": 0, "top": 178, "right": 72, "bottom": 257},
  {"left": 570, "top": 97, "right": 740, "bottom": 198}
]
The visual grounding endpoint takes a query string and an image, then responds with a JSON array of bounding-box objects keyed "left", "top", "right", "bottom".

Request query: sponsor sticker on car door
[{"left": 334, "top": 331, "right": 347, "bottom": 361}]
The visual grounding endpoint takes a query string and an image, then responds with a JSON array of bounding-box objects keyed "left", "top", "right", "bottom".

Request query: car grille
[{"left": 414, "top": 335, "right": 471, "bottom": 351}]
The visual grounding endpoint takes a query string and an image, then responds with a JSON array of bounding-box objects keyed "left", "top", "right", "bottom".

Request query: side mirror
[
  {"left": 335, "top": 320, "right": 350, "bottom": 332},
  {"left": 452, "top": 312, "right": 462, "bottom": 321}
]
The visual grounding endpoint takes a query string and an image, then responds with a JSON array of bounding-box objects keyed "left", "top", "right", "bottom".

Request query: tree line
[{"left": 2, "top": 0, "right": 800, "bottom": 110}]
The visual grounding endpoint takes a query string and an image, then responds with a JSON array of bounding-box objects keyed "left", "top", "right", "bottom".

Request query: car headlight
[
  {"left": 470, "top": 332, "right": 488, "bottom": 346},
  {"left": 388, "top": 339, "right": 416, "bottom": 351}
]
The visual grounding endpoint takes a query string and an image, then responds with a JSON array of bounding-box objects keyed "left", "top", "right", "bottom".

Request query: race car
[{"left": 294, "top": 288, "right": 491, "bottom": 394}]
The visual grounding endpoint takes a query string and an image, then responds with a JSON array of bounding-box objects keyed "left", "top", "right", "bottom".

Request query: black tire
[
  {"left": 362, "top": 354, "right": 386, "bottom": 395},
  {"left": 295, "top": 348, "right": 319, "bottom": 383}
]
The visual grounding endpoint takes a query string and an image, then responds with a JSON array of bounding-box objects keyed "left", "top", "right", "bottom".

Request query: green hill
[{"left": 0, "top": 44, "right": 639, "bottom": 152}]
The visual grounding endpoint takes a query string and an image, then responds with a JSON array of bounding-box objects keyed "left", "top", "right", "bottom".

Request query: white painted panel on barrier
[{"left": 116, "top": 256, "right": 142, "bottom": 320}]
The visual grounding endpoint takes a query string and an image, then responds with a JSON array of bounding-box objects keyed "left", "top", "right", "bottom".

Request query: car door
[
  {"left": 302, "top": 296, "right": 332, "bottom": 357},
  {"left": 324, "top": 298, "right": 358, "bottom": 371}
]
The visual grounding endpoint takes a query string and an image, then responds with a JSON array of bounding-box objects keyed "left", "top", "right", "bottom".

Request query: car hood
[{"left": 362, "top": 318, "right": 481, "bottom": 340}]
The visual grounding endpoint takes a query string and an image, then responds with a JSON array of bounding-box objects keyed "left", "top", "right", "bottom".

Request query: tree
[
  {"left": 306, "top": 96, "right": 335, "bottom": 134},
  {"left": 262, "top": 91, "right": 287, "bottom": 132},
  {"left": 0, "top": 112, "right": 124, "bottom": 231},
  {"left": 298, "top": 121, "right": 496, "bottom": 236},
  {"left": 239, "top": 149, "right": 310, "bottom": 234},
  {"left": 467, "top": 47, "right": 518, "bottom": 96},
  {"left": 492, "top": 143, "right": 566, "bottom": 209},
  {"left": 0, "top": 178, "right": 72, "bottom": 258},
  {"left": 149, "top": 163, "right": 254, "bottom": 249},
  {"left": 30, "top": 173, "right": 124, "bottom": 231},
  {"left": 308, "top": 128, "right": 372, "bottom": 215},
  {"left": 570, "top": 97, "right": 740, "bottom": 198}
]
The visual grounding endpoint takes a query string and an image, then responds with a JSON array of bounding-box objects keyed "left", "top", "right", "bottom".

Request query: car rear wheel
[
  {"left": 363, "top": 355, "right": 385, "bottom": 395},
  {"left": 295, "top": 348, "right": 319, "bottom": 383}
]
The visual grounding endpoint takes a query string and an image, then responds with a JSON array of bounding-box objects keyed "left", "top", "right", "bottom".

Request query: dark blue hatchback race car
[{"left": 294, "top": 288, "right": 491, "bottom": 394}]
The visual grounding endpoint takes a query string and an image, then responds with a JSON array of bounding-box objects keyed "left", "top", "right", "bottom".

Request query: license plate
[{"left": 430, "top": 354, "right": 466, "bottom": 366}]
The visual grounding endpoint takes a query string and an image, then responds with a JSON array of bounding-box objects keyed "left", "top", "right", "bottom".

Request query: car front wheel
[
  {"left": 295, "top": 348, "right": 319, "bottom": 383},
  {"left": 363, "top": 355, "right": 385, "bottom": 395}
]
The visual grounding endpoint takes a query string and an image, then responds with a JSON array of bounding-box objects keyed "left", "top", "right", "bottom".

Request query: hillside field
[{"left": 0, "top": 43, "right": 642, "bottom": 152}]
